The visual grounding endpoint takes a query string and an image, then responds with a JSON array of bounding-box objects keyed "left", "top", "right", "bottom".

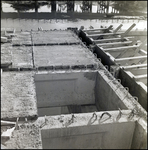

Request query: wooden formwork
[{"left": 79, "top": 23, "right": 147, "bottom": 110}]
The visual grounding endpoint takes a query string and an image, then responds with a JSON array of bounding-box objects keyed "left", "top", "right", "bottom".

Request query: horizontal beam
[
  {"left": 120, "top": 64, "right": 147, "bottom": 70},
  {"left": 115, "top": 55, "right": 147, "bottom": 62},
  {"left": 103, "top": 45, "right": 140, "bottom": 52},
  {"left": 97, "top": 41, "right": 132, "bottom": 47},
  {"left": 83, "top": 28, "right": 109, "bottom": 32},
  {"left": 84, "top": 25, "right": 113, "bottom": 35},
  {"left": 93, "top": 37, "right": 134, "bottom": 43},
  {"left": 1, "top": 120, "right": 16, "bottom": 126},
  {"left": 134, "top": 74, "right": 147, "bottom": 79},
  {"left": 87, "top": 32, "right": 123, "bottom": 38}
]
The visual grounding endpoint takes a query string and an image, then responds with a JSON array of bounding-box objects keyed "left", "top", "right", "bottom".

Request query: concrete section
[
  {"left": 33, "top": 44, "right": 98, "bottom": 68},
  {"left": 12, "top": 31, "right": 32, "bottom": 45},
  {"left": 1, "top": 43, "right": 12, "bottom": 67},
  {"left": 2, "top": 123, "right": 42, "bottom": 149},
  {"left": 95, "top": 70, "right": 127, "bottom": 111},
  {"left": 35, "top": 70, "right": 97, "bottom": 108},
  {"left": 1, "top": 44, "right": 33, "bottom": 69},
  {"left": 38, "top": 110, "right": 136, "bottom": 149},
  {"left": 1, "top": 71, "right": 37, "bottom": 120},
  {"left": 31, "top": 30, "right": 81, "bottom": 45},
  {"left": 131, "top": 118, "right": 147, "bottom": 149},
  {"left": 118, "top": 69, "right": 147, "bottom": 110}
]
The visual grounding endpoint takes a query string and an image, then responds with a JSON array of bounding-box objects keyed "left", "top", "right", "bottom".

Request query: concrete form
[
  {"left": 79, "top": 24, "right": 147, "bottom": 111},
  {"left": 1, "top": 28, "right": 147, "bottom": 149}
]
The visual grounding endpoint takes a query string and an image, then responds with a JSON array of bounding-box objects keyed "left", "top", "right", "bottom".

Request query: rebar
[{"left": 99, "top": 112, "right": 112, "bottom": 124}]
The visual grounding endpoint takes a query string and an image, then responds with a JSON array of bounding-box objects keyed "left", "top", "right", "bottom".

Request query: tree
[{"left": 110, "top": 1, "right": 147, "bottom": 14}]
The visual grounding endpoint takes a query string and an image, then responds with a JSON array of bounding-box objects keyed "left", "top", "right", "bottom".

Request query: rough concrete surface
[
  {"left": 1, "top": 123, "right": 42, "bottom": 149},
  {"left": 12, "top": 31, "right": 32, "bottom": 45},
  {"left": 31, "top": 30, "right": 81, "bottom": 45},
  {"left": 1, "top": 71, "right": 37, "bottom": 120},
  {"left": 1, "top": 43, "right": 12, "bottom": 65},
  {"left": 33, "top": 44, "right": 98, "bottom": 68},
  {"left": 1, "top": 42, "right": 33, "bottom": 68}
]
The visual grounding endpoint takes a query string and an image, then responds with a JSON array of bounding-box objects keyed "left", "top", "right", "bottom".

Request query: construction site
[
  {"left": 0, "top": 1, "right": 147, "bottom": 149},
  {"left": 1, "top": 21, "right": 147, "bottom": 149}
]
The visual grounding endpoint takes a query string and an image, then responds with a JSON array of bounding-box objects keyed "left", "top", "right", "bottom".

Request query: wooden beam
[
  {"left": 1, "top": 120, "right": 16, "bottom": 126},
  {"left": 115, "top": 55, "right": 147, "bottom": 62},
  {"left": 120, "top": 64, "right": 147, "bottom": 70},
  {"left": 84, "top": 25, "right": 113, "bottom": 34},
  {"left": 87, "top": 32, "right": 123, "bottom": 38},
  {"left": 103, "top": 45, "right": 140, "bottom": 52},
  {"left": 94, "top": 37, "right": 134, "bottom": 44},
  {"left": 113, "top": 24, "right": 123, "bottom": 33},
  {"left": 139, "top": 49, "right": 147, "bottom": 55},
  {"left": 121, "top": 23, "right": 136, "bottom": 38},
  {"left": 97, "top": 41, "right": 132, "bottom": 47},
  {"left": 134, "top": 74, "right": 147, "bottom": 79},
  {"left": 83, "top": 28, "right": 108, "bottom": 32}
]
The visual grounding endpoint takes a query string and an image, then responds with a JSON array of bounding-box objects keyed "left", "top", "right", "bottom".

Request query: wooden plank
[
  {"left": 84, "top": 25, "right": 113, "bottom": 35},
  {"left": 1, "top": 120, "right": 16, "bottom": 126},
  {"left": 120, "top": 64, "right": 147, "bottom": 69},
  {"left": 134, "top": 74, "right": 147, "bottom": 79},
  {"left": 139, "top": 49, "right": 147, "bottom": 55},
  {"left": 93, "top": 37, "right": 134, "bottom": 43},
  {"left": 103, "top": 45, "right": 140, "bottom": 52},
  {"left": 83, "top": 28, "right": 109, "bottom": 32},
  {"left": 115, "top": 55, "right": 147, "bottom": 62},
  {"left": 113, "top": 24, "right": 123, "bottom": 33},
  {"left": 121, "top": 23, "right": 136, "bottom": 38},
  {"left": 87, "top": 32, "right": 123, "bottom": 38},
  {"left": 97, "top": 41, "right": 132, "bottom": 47}
]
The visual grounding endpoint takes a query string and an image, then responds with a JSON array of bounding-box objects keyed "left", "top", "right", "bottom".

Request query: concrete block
[
  {"left": 39, "top": 111, "right": 136, "bottom": 149},
  {"left": 1, "top": 71, "right": 37, "bottom": 120}
]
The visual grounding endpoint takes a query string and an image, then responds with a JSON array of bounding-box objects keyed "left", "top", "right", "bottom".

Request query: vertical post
[
  {"left": 35, "top": 0, "right": 38, "bottom": 13},
  {"left": 67, "top": 0, "right": 74, "bottom": 12},
  {"left": 1, "top": 0, "right": 3, "bottom": 12},
  {"left": 89, "top": 1, "right": 92, "bottom": 13},
  {"left": 51, "top": 1, "right": 56, "bottom": 12},
  {"left": 106, "top": 1, "right": 109, "bottom": 14}
]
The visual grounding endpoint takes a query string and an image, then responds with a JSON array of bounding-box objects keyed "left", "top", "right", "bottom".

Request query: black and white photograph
[{"left": 1, "top": 0, "right": 147, "bottom": 149}]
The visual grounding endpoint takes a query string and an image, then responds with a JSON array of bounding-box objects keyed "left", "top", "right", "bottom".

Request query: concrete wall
[
  {"left": 131, "top": 119, "right": 147, "bottom": 149},
  {"left": 95, "top": 71, "right": 128, "bottom": 111},
  {"left": 35, "top": 71, "right": 97, "bottom": 108},
  {"left": 118, "top": 69, "right": 147, "bottom": 110},
  {"left": 40, "top": 111, "right": 135, "bottom": 149}
]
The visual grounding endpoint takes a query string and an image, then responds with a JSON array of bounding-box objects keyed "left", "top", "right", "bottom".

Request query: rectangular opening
[
  {"left": 35, "top": 70, "right": 98, "bottom": 116},
  {"left": 34, "top": 70, "right": 127, "bottom": 117}
]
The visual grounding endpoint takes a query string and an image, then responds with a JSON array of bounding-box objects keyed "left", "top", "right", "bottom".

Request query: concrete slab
[
  {"left": 1, "top": 44, "right": 33, "bottom": 69},
  {"left": 1, "top": 71, "right": 37, "bottom": 120},
  {"left": 12, "top": 31, "right": 32, "bottom": 45},
  {"left": 33, "top": 44, "right": 98, "bottom": 68},
  {"left": 2, "top": 123, "right": 42, "bottom": 149},
  {"left": 31, "top": 30, "right": 81, "bottom": 45},
  {"left": 1, "top": 44, "right": 12, "bottom": 66}
]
